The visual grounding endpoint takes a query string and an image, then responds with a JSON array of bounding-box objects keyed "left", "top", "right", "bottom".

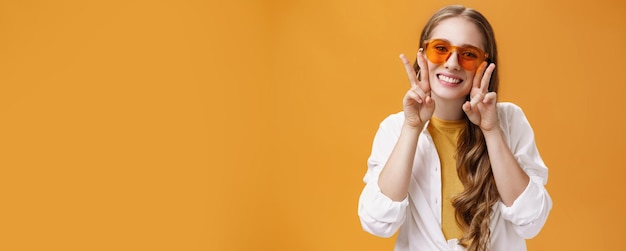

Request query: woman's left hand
[{"left": 463, "top": 62, "right": 499, "bottom": 132}]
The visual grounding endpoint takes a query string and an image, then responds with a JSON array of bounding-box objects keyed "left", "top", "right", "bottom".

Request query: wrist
[
  {"left": 402, "top": 121, "right": 425, "bottom": 133},
  {"left": 481, "top": 126, "right": 503, "bottom": 138}
]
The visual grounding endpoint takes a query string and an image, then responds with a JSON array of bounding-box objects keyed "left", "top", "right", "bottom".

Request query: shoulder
[
  {"left": 496, "top": 102, "right": 524, "bottom": 115},
  {"left": 378, "top": 111, "right": 405, "bottom": 128},
  {"left": 497, "top": 102, "right": 528, "bottom": 123},
  {"left": 371, "top": 111, "right": 408, "bottom": 141},
  {"left": 496, "top": 102, "right": 535, "bottom": 139}
]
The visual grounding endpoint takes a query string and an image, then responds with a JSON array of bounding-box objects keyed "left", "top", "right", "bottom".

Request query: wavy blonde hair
[{"left": 413, "top": 5, "right": 500, "bottom": 251}]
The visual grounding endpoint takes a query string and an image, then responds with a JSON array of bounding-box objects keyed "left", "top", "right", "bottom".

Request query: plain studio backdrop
[{"left": 0, "top": 0, "right": 624, "bottom": 250}]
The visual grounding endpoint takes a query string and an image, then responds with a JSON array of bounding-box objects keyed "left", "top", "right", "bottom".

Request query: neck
[{"left": 432, "top": 94, "right": 466, "bottom": 121}]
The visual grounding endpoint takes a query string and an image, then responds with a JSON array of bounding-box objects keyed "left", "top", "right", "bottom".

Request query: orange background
[{"left": 0, "top": 0, "right": 625, "bottom": 250}]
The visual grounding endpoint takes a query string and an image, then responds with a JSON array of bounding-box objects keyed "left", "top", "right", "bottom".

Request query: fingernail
[{"left": 418, "top": 48, "right": 423, "bottom": 53}]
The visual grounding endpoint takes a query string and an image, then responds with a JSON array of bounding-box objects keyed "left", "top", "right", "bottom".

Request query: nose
[{"left": 443, "top": 50, "right": 461, "bottom": 71}]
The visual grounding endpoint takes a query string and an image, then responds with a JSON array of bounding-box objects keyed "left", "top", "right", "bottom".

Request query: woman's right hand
[{"left": 399, "top": 50, "right": 435, "bottom": 129}]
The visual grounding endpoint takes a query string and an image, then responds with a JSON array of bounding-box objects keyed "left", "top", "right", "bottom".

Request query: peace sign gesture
[
  {"left": 462, "top": 62, "right": 499, "bottom": 132},
  {"left": 399, "top": 49, "right": 435, "bottom": 129}
]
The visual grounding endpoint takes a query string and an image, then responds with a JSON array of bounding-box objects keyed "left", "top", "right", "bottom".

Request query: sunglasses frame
[{"left": 422, "top": 39, "right": 489, "bottom": 71}]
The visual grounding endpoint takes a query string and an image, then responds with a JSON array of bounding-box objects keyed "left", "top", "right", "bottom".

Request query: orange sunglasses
[{"left": 423, "top": 39, "right": 488, "bottom": 71}]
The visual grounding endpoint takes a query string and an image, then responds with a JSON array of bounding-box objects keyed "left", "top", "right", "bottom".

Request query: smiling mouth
[{"left": 437, "top": 74, "right": 462, "bottom": 84}]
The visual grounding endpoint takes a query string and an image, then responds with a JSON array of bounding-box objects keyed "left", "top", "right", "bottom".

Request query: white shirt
[{"left": 358, "top": 102, "right": 552, "bottom": 251}]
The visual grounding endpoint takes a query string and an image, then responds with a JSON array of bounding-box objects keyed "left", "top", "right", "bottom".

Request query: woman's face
[{"left": 425, "top": 17, "right": 486, "bottom": 103}]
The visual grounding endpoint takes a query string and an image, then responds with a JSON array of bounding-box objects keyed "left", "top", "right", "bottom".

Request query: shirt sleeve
[
  {"left": 497, "top": 103, "right": 553, "bottom": 239},
  {"left": 357, "top": 113, "right": 410, "bottom": 238}
]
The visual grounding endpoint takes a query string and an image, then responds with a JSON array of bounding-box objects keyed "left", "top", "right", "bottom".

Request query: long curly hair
[{"left": 412, "top": 5, "right": 500, "bottom": 251}]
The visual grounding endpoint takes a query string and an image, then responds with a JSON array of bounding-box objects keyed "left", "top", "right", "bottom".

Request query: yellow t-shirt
[{"left": 427, "top": 117, "right": 466, "bottom": 240}]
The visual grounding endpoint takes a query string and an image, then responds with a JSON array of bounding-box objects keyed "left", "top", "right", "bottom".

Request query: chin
[{"left": 431, "top": 87, "right": 470, "bottom": 102}]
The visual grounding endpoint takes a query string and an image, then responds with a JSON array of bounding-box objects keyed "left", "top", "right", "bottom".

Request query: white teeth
[{"left": 438, "top": 74, "right": 461, "bottom": 84}]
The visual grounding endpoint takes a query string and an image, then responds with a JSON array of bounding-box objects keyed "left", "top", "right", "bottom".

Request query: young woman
[{"left": 358, "top": 5, "right": 552, "bottom": 251}]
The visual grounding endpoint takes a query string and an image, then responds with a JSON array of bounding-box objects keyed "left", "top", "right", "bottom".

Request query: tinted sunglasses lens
[
  {"left": 425, "top": 40, "right": 450, "bottom": 64},
  {"left": 458, "top": 48, "right": 483, "bottom": 71}
]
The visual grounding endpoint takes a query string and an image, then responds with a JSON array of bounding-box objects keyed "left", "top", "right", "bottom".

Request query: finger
[
  {"left": 462, "top": 101, "right": 472, "bottom": 114},
  {"left": 406, "top": 87, "right": 424, "bottom": 103},
  {"left": 483, "top": 92, "right": 497, "bottom": 105},
  {"left": 411, "top": 86, "right": 427, "bottom": 103},
  {"left": 400, "top": 54, "right": 418, "bottom": 88},
  {"left": 480, "top": 63, "right": 496, "bottom": 93},
  {"left": 424, "top": 95, "right": 432, "bottom": 106},
  {"left": 470, "top": 92, "right": 484, "bottom": 107},
  {"left": 422, "top": 95, "right": 436, "bottom": 111},
  {"left": 476, "top": 92, "right": 497, "bottom": 114},
  {"left": 415, "top": 49, "right": 431, "bottom": 93},
  {"left": 472, "top": 61, "right": 487, "bottom": 90}
]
